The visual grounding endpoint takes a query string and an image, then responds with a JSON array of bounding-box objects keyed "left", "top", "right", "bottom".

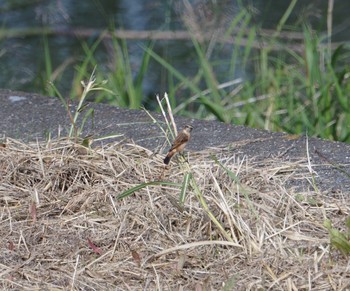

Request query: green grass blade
[
  {"left": 324, "top": 219, "right": 350, "bottom": 256},
  {"left": 190, "top": 176, "right": 233, "bottom": 242},
  {"left": 70, "top": 34, "right": 104, "bottom": 99},
  {"left": 135, "top": 41, "right": 154, "bottom": 93},
  {"left": 143, "top": 45, "right": 202, "bottom": 95},
  {"left": 191, "top": 36, "right": 221, "bottom": 102},
  {"left": 199, "top": 97, "right": 226, "bottom": 122},
  {"left": 179, "top": 172, "right": 191, "bottom": 206},
  {"left": 211, "top": 155, "right": 258, "bottom": 218},
  {"left": 48, "top": 82, "right": 68, "bottom": 111},
  {"left": 117, "top": 181, "right": 181, "bottom": 200},
  {"left": 275, "top": 0, "right": 298, "bottom": 36},
  {"left": 79, "top": 108, "right": 94, "bottom": 136},
  {"left": 43, "top": 34, "right": 55, "bottom": 96}
]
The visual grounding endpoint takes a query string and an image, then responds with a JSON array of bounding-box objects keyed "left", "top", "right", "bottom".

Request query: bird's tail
[{"left": 163, "top": 155, "right": 171, "bottom": 165}]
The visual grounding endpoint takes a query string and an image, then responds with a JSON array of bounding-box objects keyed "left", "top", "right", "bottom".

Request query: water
[{"left": 1, "top": 0, "right": 350, "bottom": 101}]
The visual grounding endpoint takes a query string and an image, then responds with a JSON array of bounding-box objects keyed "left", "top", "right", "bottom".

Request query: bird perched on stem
[{"left": 164, "top": 125, "right": 193, "bottom": 165}]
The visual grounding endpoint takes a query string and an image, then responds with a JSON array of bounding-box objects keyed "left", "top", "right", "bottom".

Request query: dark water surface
[{"left": 1, "top": 0, "right": 350, "bottom": 100}]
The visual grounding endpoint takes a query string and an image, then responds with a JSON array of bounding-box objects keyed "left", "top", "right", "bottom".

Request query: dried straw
[{"left": 0, "top": 138, "right": 349, "bottom": 290}]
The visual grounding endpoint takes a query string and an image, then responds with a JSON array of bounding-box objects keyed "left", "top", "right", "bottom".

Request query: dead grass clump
[{"left": 0, "top": 138, "right": 349, "bottom": 290}]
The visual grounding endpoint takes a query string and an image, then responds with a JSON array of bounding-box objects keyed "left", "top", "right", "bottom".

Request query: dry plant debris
[{"left": 0, "top": 138, "right": 349, "bottom": 290}]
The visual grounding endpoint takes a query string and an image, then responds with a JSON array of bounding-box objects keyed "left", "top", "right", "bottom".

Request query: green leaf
[
  {"left": 179, "top": 172, "right": 191, "bottom": 206},
  {"left": 117, "top": 181, "right": 181, "bottom": 200},
  {"left": 324, "top": 219, "right": 350, "bottom": 256},
  {"left": 199, "top": 97, "right": 226, "bottom": 122}
]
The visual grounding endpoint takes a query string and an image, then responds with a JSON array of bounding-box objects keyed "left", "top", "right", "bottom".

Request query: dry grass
[{"left": 0, "top": 138, "right": 349, "bottom": 290}]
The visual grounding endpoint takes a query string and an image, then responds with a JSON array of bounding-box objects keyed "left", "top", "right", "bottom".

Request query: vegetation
[
  {"left": 2, "top": 1, "right": 350, "bottom": 142},
  {"left": 40, "top": 4, "right": 350, "bottom": 143},
  {"left": 1, "top": 2, "right": 350, "bottom": 289},
  {"left": 1, "top": 133, "right": 349, "bottom": 289}
]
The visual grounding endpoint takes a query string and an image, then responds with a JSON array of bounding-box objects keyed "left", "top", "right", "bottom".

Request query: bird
[{"left": 164, "top": 125, "right": 193, "bottom": 165}]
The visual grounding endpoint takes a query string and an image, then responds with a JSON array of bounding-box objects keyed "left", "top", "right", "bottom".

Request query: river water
[{"left": 1, "top": 0, "right": 350, "bottom": 101}]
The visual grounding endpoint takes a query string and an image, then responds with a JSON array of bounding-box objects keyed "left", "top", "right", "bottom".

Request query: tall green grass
[
  {"left": 38, "top": 5, "right": 350, "bottom": 143},
  {"left": 256, "top": 26, "right": 350, "bottom": 142}
]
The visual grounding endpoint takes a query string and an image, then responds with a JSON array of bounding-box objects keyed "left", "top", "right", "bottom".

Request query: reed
[{"left": 9, "top": 1, "right": 350, "bottom": 142}]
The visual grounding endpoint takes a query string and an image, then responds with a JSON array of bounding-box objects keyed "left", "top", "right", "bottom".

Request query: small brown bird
[{"left": 164, "top": 125, "right": 193, "bottom": 165}]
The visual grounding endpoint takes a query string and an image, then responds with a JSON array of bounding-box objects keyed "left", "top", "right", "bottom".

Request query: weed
[{"left": 324, "top": 217, "right": 350, "bottom": 256}]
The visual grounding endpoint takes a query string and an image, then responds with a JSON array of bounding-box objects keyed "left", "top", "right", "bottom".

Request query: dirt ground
[{"left": 1, "top": 138, "right": 349, "bottom": 290}]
